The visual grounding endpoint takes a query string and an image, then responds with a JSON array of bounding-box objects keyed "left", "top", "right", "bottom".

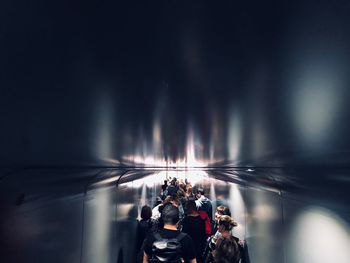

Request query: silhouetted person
[
  {"left": 143, "top": 204, "right": 197, "bottom": 263},
  {"left": 137, "top": 205, "right": 156, "bottom": 262},
  {"left": 161, "top": 180, "right": 168, "bottom": 192},
  {"left": 182, "top": 200, "right": 206, "bottom": 263}
]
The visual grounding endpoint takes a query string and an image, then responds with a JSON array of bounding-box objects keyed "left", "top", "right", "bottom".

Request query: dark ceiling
[{"left": 1, "top": 0, "right": 350, "bottom": 197}]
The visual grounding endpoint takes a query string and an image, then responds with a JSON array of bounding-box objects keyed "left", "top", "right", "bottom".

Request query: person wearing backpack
[{"left": 143, "top": 204, "right": 197, "bottom": 263}]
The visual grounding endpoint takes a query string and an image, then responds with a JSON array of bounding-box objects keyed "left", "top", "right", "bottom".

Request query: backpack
[
  {"left": 198, "top": 211, "right": 212, "bottom": 236},
  {"left": 199, "top": 199, "right": 213, "bottom": 220},
  {"left": 150, "top": 232, "right": 187, "bottom": 263}
]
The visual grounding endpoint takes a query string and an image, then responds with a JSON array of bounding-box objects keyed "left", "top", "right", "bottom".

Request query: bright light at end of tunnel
[
  {"left": 158, "top": 170, "right": 208, "bottom": 186},
  {"left": 287, "top": 207, "right": 350, "bottom": 263},
  {"left": 122, "top": 126, "right": 209, "bottom": 167},
  {"left": 131, "top": 172, "right": 168, "bottom": 188},
  {"left": 122, "top": 155, "right": 206, "bottom": 168}
]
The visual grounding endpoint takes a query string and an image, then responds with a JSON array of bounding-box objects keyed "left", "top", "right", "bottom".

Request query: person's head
[
  {"left": 218, "top": 215, "right": 237, "bottom": 232},
  {"left": 186, "top": 200, "right": 197, "bottom": 214},
  {"left": 171, "top": 177, "right": 177, "bottom": 185},
  {"left": 164, "top": 195, "right": 173, "bottom": 203},
  {"left": 164, "top": 180, "right": 168, "bottom": 185},
  {"left": 196, "top": 188, "right": 205, "bottom": 198},
  {"left": 215, "top": 205, "right": 231, "bottom": 222},
  {"left": 213, "top": 236, "right": 240, "bottom": 263},
  {"left": 155, "top": 197, "right": 163, "bottom": 206},
  {"left": 163, "top": 195, "right": 180, "bottom": 208},
  {"left": 161, "top": 204, "right": 180, "bottom": 225},
  {"left": 141, "top": 205, "right": 152, "bottom": 220},
  {"left": 177, "top": 188, "right": 185, "bottom": 198},
  {"left": 179, "top": 183, "right": 186, "bottom": 191},
  {"left": 186, "top": 187, "right": 193, "bottom": 195}
]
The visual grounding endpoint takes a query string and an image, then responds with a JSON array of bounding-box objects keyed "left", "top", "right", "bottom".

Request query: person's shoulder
[
  {"left": 232, "top": 235, "right": 239, "bottom": 243},
  {"left": 204, "top": 196, "right": 212, "bottom": 202},
  {"left": 181, "top": 232, "right": 194, "bottom": 243},
  {"left": 159, "top": 228, "right": 179, "bottom": 238}
]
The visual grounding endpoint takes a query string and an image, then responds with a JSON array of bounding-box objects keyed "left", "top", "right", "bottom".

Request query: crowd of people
[{"left": 136, "top": 177, "right": 249, "bottom": 263}]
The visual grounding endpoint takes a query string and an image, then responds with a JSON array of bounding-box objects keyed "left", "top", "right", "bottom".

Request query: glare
[
  {"left": 158, "top": 170, "right": 208, "bottom": 187},
  {"left": 131, "top": 175, "right": 158, "bottom": 188},
  {"left": 116, "top": 203, "right": 135, "bottom": 221},
  {"left": 228, "top": 183, "right": 246, "bottom": 240},
  {"left": 84, "top": 188, "right": 112, "bottom": 262},
  {"left": 140, "top": 183, "right": 147, "bottom": 206},
  {"left": 93, "top": 175, "right": 120, "bottom": 186},
  {"left": 94, "top": 90, "right": 114, "bottom": 161},
  {"left": 287, "top": 207, "right": 350, "bottom": 263},
  {"left": 289, "top": 63, "right": 344, "bottom": 149},
  {"left": 228, "top": 106, "right": 242, "bottom": 161},
  {"left": 122, "top": 124, "right": 209, "bottom": 167},
  {"left": 209, "top": 181, "right": 217, "bottom": 214},
  {"left": 186, "top": 128, "right": 197, "bottom": 167},
  {"left": 118, "top": 172, "right": 166, "bottom": 189},
  {"left": 252, "top": 203, "right": 277, "bottom": 221},
  {"left": 122, "top": 154, "right": 208, "bottom": 168}
]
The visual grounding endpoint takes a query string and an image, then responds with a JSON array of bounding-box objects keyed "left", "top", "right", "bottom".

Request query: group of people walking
[{"left": 137, "top": 177, "right": 248, "bottom": 263}]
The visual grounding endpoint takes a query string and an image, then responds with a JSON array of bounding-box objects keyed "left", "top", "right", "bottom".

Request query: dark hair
[
  {"left": 177, "top": 188, "right": 185, "bottom": 198},
  {"left": 218, "top": 215, "right": 237, "bottom": 231},
  {"left": 161, "top": 204, "right": 179, "bottom": 225},
  {"left": 141, "top": 205, "right": 152, "bottom": 220},
  {"left": 213, "top": 236, "right": 240, "bottom": 263},
  {"left": 197, "top": 188, "right": 205, "bottom": 195},
  {"left": 217, "top": 205, "right": 231, "bottom": 217},
  {"left": 186, "top": 200, "right": 197, "bottom": 213},
  {"left": 155, "top": 197, "right": 163, "bottom": 207}
]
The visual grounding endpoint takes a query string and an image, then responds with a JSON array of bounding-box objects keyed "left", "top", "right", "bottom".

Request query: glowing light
[
  {"left": 122, "top": 154, "right": 207, "bottom": 168},
  {"left": 93, "top": 175, "right": 120, "bottom": 186},
  {"left": 288, "top": 62, "right": 344, "bottom": 150},
  {"left": 158, "top": 170, "right": 208, "bottom": 187},
  {"left": 228, "top": 106, "right": 242, "bottom": 161},
  {"left": 228, "top": 183, "right": 246, "bottom": 239},
  {"left": 132, "top": 176, "right": 156, "bottom": 188},
  {"left": 93, "top": 90, "right": 114, "bottom": 162},
  {"left": 287, "top": 207, "right": 350, "bottom": 263},
  {"left": 84, "top": 188, "right": 112, "bottom": 262},
  {"left": 122, "top": 122, "right": 220, "bottom": 167},
  {"left": 252, "top": 204, "right": 277, "bottom": 221},
  {"left": 209, "top": 181, "right": 217, "bottom": 215}
]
